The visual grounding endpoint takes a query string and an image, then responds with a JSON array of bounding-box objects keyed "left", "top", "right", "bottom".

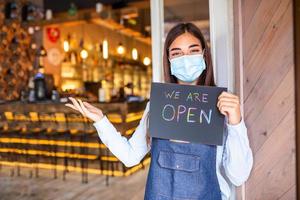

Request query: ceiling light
[{"left": 132, "top": 48, "right": 138, "bottom": 60}]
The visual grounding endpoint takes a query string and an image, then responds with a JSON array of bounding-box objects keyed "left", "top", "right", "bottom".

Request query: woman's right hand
[{"left": 65, "top": 97, "right": 104, "bottom": 122}]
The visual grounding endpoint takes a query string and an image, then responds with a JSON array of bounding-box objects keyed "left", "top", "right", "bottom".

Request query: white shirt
[{"left": 93, "top": 102, "right": 253, "bottom": 200}]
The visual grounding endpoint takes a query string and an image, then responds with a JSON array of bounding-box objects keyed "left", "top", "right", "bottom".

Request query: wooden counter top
[{"left": 0, "top": 100, "right": 148, "bottom": 115}]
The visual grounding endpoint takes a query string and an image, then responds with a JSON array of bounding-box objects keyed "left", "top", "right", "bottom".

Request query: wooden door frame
[
  {"left": 150, "top": 0, "right": 241, "bottom": 199},
  {"left": 293, "top": 0, "right": 300, "bottom": 198},
  {"left": 150, "top": 0, "right": 164, "bottom": 82}
]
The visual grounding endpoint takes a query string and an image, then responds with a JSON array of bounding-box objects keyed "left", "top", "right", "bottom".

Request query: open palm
[{"left": 65, "top": 97, "right": 104, "bottom": 122}]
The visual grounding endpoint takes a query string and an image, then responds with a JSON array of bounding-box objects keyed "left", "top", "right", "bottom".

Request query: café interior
[{"left": 0, "top": 0, "right": 210, "bottom": 199}]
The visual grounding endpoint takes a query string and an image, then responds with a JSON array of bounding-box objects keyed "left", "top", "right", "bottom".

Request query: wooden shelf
[{"left": 24, "top": 8, "right": 151, "bottom": 45}]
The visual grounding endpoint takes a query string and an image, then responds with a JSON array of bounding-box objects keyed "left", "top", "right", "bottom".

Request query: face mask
[{"left": 170, "top": 54, "right": 206, "bottom": 82}]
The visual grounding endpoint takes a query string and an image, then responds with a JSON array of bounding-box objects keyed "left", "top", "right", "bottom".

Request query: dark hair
[
  {"left": 145, "top": 22, "right": 216, "bottom": 146},
  {"left": 163, "top": 22, "right": 216, "bottom": 86}
]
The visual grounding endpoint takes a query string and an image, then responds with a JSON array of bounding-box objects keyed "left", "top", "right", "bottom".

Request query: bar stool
[
  {"left": 52, "top": 112, "right": 69, "bottom": 179},
  {"left": 2, "top": 112, "right": 22, "bottom": 134},
  {"left": 84, "top": 123, "right": 107, "bottom": 185},
  {"left": 66, "top": 112, "right": 89, "bottom": 183},
  {"left": 2, "top": 111, "right": 25, "bottom": 176},
  {"left": 26, "top": 112, "right": 47, "bottom": 178},
  {"left": 39, "top": 112, "right": 61, "bottom": 179},
  {"left": 14, "top": 111, "right": 45, "bottom": 178},
  {"left": 0, "top": 112, "right": 7, "bottom": 171}
]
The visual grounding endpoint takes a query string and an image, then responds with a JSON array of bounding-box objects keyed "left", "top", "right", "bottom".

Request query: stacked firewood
[{"left": 0, "top": 2, "right": 36, "bottom": 101}]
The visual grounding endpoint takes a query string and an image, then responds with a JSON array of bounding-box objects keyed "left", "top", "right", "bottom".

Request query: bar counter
[
  {"left": 0, "top": 100, "right": 147, "bottom": 114},
  {"left": 0, "top": 100, "right": 149, "bottom": 183},
  {"left": 0, "top": 100, "right": 148, "bottom": 134}
]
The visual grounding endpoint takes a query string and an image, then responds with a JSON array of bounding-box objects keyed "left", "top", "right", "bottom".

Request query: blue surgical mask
[{"left": 170, "top": 54, "right": 206, "bottom": 82}]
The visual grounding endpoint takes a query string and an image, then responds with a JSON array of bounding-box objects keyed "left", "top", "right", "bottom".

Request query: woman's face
[{"left": 168, "top": 32, "right": 204, "bottom": 85}]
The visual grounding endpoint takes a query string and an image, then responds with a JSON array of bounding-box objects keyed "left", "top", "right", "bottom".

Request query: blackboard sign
[{"left": 149, "top": 82, "right": 227, "bottom": 145}]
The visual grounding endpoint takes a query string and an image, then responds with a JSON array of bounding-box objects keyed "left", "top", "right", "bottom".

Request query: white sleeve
[
  {"left": 93, "top": 102, "right": 151, "bottom": 167},
  {"left": 222, "top": 116, "right": 253, "bottom": 186}
]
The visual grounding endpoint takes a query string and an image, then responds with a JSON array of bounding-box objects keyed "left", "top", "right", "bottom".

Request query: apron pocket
[
  {"left": 158, "top": 150, "right": 200, "bottom": 172},
  {"left": 157, "top": 150, "right": 210, "bottom": 199}
]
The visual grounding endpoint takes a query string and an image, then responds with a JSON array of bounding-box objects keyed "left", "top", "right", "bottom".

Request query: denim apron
[{"left": 144, "top": 137, "right": 222, "bottom": 200}]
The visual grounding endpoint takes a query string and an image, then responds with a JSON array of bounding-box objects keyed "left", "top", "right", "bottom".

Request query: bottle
[
  {"left": 22, "top": 3, "right": 36, "bottom": 22},
  {"left": 51, "top": 90, "right": 60, "bottom": 102},
  {"left": 34, "top": 72, "right": 46, "bottom": 101},
  {"left": 5, "top": 2, "right": 18, "bottom": 20},
  {"left": 98, "top": 87, "right": 105, "bottom": 102},
  {"left": 45, "top": 9, "right": 52, "bottom": 20},
  {"left": 20, "top": 90, "right": 27, "bottom": 102},
  {"left": 28, "top": 89, "right": 35, "bottom": 102}
]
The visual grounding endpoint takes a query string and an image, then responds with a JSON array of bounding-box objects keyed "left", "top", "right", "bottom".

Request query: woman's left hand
[{"left": 217, "top": 91, "right": 242, "bottom": 125}]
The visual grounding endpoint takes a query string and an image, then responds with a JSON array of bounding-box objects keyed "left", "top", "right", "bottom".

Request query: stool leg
[
  {"left": 81, "top": 158, "right": 84, "bottom": 184},
  {"left": 106, "top": 174, "right": 109, "bottom": 186},
  {"left": 71, "top": 135, "right": 76, "bottom": 168},
  {"left": 5, "top": 130, "right": 14, "bottom": 176},
  {"left": 48, "top": 134, "right": 57, "bottom": 179},
  {"left": 16, "top": 143, "right": 21, "bottom": 177},
  {"left": 83, "top": 135, "right": 88, "bottom": 184},
  {"left": 35, "top": 165, "right": 39, "bottom": 178},
  {"left": 35, "top": 133, "right": 41, "bottom": 178},
  {"left": 105, "top": 149, "right": 109, "bottom": 186},
  {"left": 63, "top": 133, "right": 69, "bottom": 181},
  {"left": 98, "top": 147, "right": 102, "bottom": 171},
  {"left": 14, "top": 138, "right": 21, "bottom": 177},
  {"left": 35, "top": 147, "right": 39, "bottom": 178},
  {"left": 54, "top": 143, "right": 57, "bottom": 179}
]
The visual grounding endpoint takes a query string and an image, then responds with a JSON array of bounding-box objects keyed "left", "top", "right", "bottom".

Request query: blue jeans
[{"left": 144, "top": 137, "right": 222, "bottom": 200}]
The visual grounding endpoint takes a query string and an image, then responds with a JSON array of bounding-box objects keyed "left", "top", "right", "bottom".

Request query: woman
[{"left": 66, "top": 23, "right": 253, "bottom": 200}]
